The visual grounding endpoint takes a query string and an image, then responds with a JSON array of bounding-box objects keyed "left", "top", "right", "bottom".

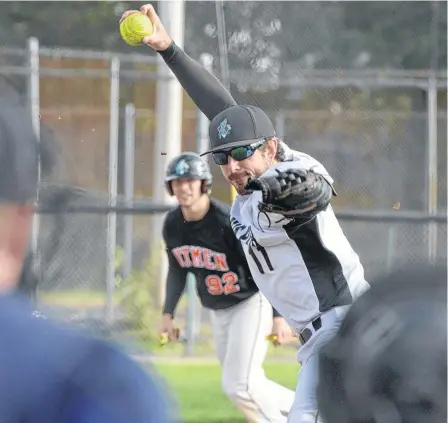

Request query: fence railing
[
  {"left": 2, "top": 38, "right": 447, "bottom": 356},
  {"left": 36, "top": 196, "right": 446, "bottom": 356}
]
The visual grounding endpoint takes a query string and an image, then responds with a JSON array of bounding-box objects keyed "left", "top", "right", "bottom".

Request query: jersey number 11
[{"left": 248, "top": 244, "right": 274, "bottom": 275}]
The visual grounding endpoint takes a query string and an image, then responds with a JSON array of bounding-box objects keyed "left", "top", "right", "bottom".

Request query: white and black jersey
[
  {"left": 162, "top": 200, "right": 281, "bottom": 316},
  {"left": 231, "top": 143, "right": 370, "bottom": 332},
  {"left": 156, "top": 43, "right": 369, "bottom": 330}
]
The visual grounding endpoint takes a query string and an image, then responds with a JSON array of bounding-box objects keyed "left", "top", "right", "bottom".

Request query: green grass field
[
  {"left": 40, "top": 289, "right": 300, "bottom": 422},
  {"left": 152, "top": 360, "right": 299, "bottom": 423}
]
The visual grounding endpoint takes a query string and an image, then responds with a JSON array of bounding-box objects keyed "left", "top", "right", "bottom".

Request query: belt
[
  {"left": 298, "top": 306, "right": 350, "bottom": 345},
  {"left": 299, "top": 317, "right": 322, "bottom": 345}
]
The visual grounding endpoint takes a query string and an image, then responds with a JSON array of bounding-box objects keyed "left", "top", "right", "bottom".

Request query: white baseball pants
[
  {"left": 287, "top": 305, "right": 350, "bottom": 423},
  {"left": 211, "top": 292, "right": 295, "bottom": 423}
]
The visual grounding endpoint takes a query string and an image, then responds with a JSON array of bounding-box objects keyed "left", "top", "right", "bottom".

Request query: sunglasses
[{"left": 212, "top": 140, "right": 266, "bottom": 165}]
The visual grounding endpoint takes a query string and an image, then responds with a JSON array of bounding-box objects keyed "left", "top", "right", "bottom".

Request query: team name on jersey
[{"left": 172, "top": 245, "right": 229, "bottom": 271}]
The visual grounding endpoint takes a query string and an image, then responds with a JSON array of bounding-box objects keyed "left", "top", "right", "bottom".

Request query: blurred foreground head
[
  {"left": 317, "top": 262, "right": 447, "bottom": 423},
  {"left": 0, "top": 93, "right": 40, "bottom": 292}
]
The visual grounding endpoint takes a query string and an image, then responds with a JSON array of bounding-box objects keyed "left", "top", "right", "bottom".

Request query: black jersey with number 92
[{"left": 162, "top": 200, "right": 260, "bottom": 315}]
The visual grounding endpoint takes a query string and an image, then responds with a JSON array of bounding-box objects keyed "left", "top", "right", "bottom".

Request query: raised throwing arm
[{"left": 120, "top": 4, "right": 237, "bottom": 121}]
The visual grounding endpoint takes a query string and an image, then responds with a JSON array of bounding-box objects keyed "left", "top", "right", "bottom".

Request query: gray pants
[
  {"left": 211, "top": 292, "right": 295, "bottom": 423},
  {"left": 287, "top": 306, "right": 350, "bottom": 423}
]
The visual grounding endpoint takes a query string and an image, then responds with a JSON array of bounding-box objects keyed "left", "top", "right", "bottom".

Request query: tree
[{"left": 1, "top": 1, "right": 444, "bottom": 69}]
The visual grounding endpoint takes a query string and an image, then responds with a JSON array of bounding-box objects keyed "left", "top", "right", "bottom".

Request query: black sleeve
[
  {"left": 162, "top": 252, "right": 188, "bottom": 317},
  {"left": 162, "top": 221, "right": 188, "bottom": 317},
  {"left": 158, "top": 42, "right": 237, "bottom": 121}
]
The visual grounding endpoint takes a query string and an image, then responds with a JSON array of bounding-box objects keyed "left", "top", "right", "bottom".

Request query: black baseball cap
[{"left": 201, "top": 105, "right": 276, "bottom": 155}]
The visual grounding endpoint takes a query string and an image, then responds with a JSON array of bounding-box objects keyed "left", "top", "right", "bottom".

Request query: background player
[
  {"left": 0, "top": 69, "right": 176, "bottom": 423},
  {"left": 120, "top": 5, "right": 371, "bottom": 422},
  {"left": 160, "top": 152, "right": 295, "bottom": 423},
  {"left": 317, "top": 262, "right": 447, "bottom": 423}
]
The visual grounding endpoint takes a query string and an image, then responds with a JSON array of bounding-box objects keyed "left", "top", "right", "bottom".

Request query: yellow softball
[
  {"left": 159, "top": 333, "right": 169, "bottom": 346},
  {"left": 120, "top": 12, "right": 154, "bottom": 46}
]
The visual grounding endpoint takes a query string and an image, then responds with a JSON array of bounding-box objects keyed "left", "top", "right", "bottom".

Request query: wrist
[
  {"left": 157, "top": 40, "right": 178, "bottom": 63},
  {"left": 160, "top": 38, "right": 174, "bottom": 51},
  {"left": 156, "top": 39, "right": 174, "bottom": 53},
  {"left": 163, "top": 312, "right": 173, "bottom": 319}
]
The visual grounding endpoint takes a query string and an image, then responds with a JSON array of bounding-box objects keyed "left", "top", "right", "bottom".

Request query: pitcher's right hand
[{"left": 119, "top": 4, "right": 173, "bottom": 51}]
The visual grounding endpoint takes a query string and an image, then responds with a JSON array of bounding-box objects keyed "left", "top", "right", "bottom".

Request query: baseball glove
[{"left": 245, "top": 168, "right": 333, "bottom": 216}]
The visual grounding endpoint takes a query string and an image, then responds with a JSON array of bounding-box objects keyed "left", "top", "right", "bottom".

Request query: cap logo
[
  {"left": 175, "top": 159, "right": 189, "bottom": 175},
  {"left": 217, "top": 118, "right": 231, "bottom": 139}
]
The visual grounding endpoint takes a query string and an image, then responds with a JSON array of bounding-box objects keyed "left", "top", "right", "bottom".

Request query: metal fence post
[
  {"left": 27, "top": 37, "right": 41, "bottom": 151},
  {"left": 275, "top": 111, "right": 285, "bottom": 138},
  {"left": 427, "top": 0, "right": 440, "bottom": 264},
  {"left": 215, "top": 0, "right": 230, "bottom": 90},
  {"left": 123, "top": 103, "right": 135, "bottom": 280},
  {"left": 106, "top": 56, "right": 120, "bottom": 324},
  {"left": 152, "top": 0, "right": 185, "bottom": 309},
  {"left": 185, "top": 54, "right": 215, "bottom": 350},
  {"left": 386, "top": 225, "right": 396, "bottom": 271},
  {"left": 427, "top": 77, "right": 438, "bottom": 264},
  {"left": 27, "top": 37, "right": 41, "bottom": 306}
]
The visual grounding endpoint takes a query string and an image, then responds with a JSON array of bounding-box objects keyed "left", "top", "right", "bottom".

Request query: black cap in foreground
[
  {"left": 202, "top": 105, "right": 276, "bottom": 155},
  {"left": 0, "top": 97, "right": 39, "bottom": 204},
  {"left": 317, "top": 262, "right": 447, "bottom": 423}
]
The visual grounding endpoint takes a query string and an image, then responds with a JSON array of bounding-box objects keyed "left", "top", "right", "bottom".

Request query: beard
[
  {"left": 229, "top": 175, "right": 251, "bottom": 195},
  {"left": 227, "top": 154, "right": 272, "bottom": 195}
]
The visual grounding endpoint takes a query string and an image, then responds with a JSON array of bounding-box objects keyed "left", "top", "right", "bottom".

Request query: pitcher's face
[{"left": 216, "top": 139, "right": 278, "bottom": 195}]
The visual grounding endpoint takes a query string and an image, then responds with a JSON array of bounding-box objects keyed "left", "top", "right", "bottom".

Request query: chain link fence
[{"left": 0, "top": 1, "right": 446, "bottom": 356}]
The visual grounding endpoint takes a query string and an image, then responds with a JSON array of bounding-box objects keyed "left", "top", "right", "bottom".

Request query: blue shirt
[{"left": 0, "top": 293, "right": 176, "bottom": 423}]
